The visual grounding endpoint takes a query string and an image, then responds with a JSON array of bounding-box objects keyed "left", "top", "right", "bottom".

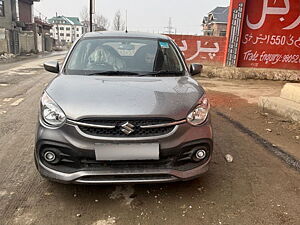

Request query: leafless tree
[
  {"left": 94, "top": 14, "right": 109, "bottom": 31},
  {"left": 80, "top": 6, "right": 89, "bottom": 22},
  {"left": 113, "top": 10, "right": 125, "bottom": 31}
]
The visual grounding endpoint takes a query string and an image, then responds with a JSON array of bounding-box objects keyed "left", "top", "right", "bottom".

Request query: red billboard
[
  {"left": 237, "top": 0, "right": 300, "bottom": 70},
  {"left": 167, "top": 34, "right": 227, "bottom": 65}
]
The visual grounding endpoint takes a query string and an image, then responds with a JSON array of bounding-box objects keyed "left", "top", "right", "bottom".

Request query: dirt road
[{"left": 0, "top": 56, "right": 299, "bottom": 225}]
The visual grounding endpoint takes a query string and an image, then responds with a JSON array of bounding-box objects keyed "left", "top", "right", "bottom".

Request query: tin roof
[{"left": 208, "top": 7, "right": 229, "bottom": 24}]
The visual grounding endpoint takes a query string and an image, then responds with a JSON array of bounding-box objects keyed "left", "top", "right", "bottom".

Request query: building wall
[
  {"left": 212, "top": 23, "right": 227, "bottom": 36},
  {"left": 167, "top": 34, "right": 227, "bottom": 65},
  {"left": 50, "top": 24, "right": 84, "bottom": 43},
  {"left": 19, "top": 31, "right": 35, "bottom": 53},
  {"left": 203, "top": 24, "right": 212, "bottom": 36},
  {"left": 0, "top": 0, "right": 13, "bottom": 29},
  {"left": 74, "top": 25, "right": 83, "bottom": 39},
  {"left": 203, "top": 23, "right": 227, "bottom": 36},
  {"left": 18, "top": 0, "right": 33, "bottom": 23},
  {"left": 0, "top": 28, "right": 8, "bottom": 53},
  {"left": 44, "top": 34, "right": 52, "bottom": 51}
]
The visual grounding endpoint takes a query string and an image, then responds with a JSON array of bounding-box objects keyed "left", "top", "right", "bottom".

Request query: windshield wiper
[
  {"left": 87, "top": 71, "right": 140, "bottom": 76},
  {"left": 139, "top": 70, "right": 185, "bottom": 77}
]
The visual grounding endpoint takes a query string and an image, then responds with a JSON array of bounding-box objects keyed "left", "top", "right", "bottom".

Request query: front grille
[{"left": 78, "top": 118, "right": 176, "bottom": 138}]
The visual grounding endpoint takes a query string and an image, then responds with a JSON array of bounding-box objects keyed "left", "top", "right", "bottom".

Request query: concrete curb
[
  {"left": 259, "top": 97, "right": 300, "bottom": 122},
  {"left": 258, "top": 83, "right": 300, "bottom": 122},
  {"left": 281, "top": 83, "right": 300, "bottom": 104}
]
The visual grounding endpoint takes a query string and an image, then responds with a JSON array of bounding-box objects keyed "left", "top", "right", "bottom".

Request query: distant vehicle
[{"left": 35, "top": 31, "right": 213, "bottom": 184}]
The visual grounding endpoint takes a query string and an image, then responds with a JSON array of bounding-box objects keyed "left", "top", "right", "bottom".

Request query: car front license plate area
[{"left": 95, "top": 143, "right": 160, "bottom": 161}]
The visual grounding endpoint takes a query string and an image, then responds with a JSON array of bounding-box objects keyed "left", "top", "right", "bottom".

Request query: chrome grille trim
[
  {"left": 67, "top": 119, "right": 115, "bottom": 129},
  {"left": 67, "top": 119, "right": 186, "bottom": 129},
  {"left": 66, "top": 118, "right": 185, "bottom": 140},
  {"left": 140, "top": 119, "right": 186, "bottom": 128}
]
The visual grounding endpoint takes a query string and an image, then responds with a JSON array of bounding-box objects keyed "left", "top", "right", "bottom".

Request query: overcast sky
[{"left": 34, "top": 0, "right": 229, "bottom": 34}]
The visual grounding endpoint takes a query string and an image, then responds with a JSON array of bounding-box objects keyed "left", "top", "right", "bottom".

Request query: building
[
  {"left": 48, "top": 16, "right": 84, "bottom": 43},
  {"left": 0, "top": 0, "right": 14, "bottom": 29},
  {"left": 0, "top": 0, "right": 40, "bottom": 29},
  {"left": 202, "top": 6, "right": 229, "bottom": 36},
  {"left": 30, "top": 17, "right": 53, "bottom": 52},
  {"left": 0, "top": 0, "right": 53, "bottom": 55}
]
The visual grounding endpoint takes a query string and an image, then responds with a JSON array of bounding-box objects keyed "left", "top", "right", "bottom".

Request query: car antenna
[{"left": 125, "top": 9, "right": 128, "bottom": 33}]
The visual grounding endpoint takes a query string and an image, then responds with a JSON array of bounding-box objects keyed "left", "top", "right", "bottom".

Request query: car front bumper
[
  {"left": 35, "top": 118, "right": 213, "bottom": 184},
  {"left": 36, "top": 157, "right": 211, "bottom": 184}
]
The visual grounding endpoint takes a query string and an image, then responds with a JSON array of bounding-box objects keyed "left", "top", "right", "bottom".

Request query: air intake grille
[{"left": 78, "top": 118, "right": 176, "bottom": 138}]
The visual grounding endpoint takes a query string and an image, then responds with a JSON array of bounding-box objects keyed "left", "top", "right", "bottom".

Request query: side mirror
[
  {"left": 44, "top": 61, "right": 60, "bottom": 73},
  {"left": 190, "top": 63, "right": 203, "bottom": 76}
]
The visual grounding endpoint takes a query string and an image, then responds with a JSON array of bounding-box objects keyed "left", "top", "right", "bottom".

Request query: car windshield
[{"left": 64, "top": 38, "right": 184, "bottom": 76}]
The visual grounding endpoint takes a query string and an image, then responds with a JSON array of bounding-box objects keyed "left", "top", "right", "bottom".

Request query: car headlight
[
  {"left": 41, "top": 92, "right": 66, "bottom": 127},
  {"left": 187, "top": 95, "right": 210, "bottom": 126}
]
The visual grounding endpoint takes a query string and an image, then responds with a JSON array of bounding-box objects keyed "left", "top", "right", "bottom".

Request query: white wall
[{"left": 50, "top": 24, "right": 84, "bottom": 43}]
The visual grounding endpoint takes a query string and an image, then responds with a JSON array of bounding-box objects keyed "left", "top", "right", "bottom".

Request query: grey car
[{"left": 35, "top": 32, "right": 213, "bottom": 184}]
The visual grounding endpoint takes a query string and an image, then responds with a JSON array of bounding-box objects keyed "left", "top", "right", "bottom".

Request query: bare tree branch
[
  {"left": 80, "top": 6, "right": 89, "bottom": 22},
  {"left": 113, "top": 10, "right": 125, "bottom": 31},
  {"left": 94, "top": 14, "right": 109, "bottom": 31}
]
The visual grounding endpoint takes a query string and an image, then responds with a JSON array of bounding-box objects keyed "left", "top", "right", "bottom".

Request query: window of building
[
  {"left": 60, "top": 33, "right": 64, "bottom": 36},
  {"left": 77, "top": 34, "right": 79, "bottom": 37},
  {"left": 76, "top": 28, "right": 79, "bottom": 31},
  {"left": 0, "top": 0, "right": 4, "bottom": 17},
  {"left": 219, "top": 31, "right": 226, "bottom": 36},
  {"left": 66, "top": 27, "right": 70, "bottom": 31},
  {"left": 66, "top": 33, "right": 70, "bottom": 37},
  {"left": 60, "top": 27, "right": 64, "bottom": 30}
]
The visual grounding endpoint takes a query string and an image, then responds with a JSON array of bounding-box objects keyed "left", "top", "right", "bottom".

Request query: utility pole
[
  {"left": 125, "top": 9, "right": 128, "bottom": 33},
  {"left": 164, "top": 17, "right": 175, "bottom": 34},
  {"left": 90, "top": 0, "right": 94, "bottom": 32},
  {"left": 168, "top": 17, "right": 172, "bottom": 34},
  {"left": 56, "top": 12, "right": 60, "bottom": 44}
]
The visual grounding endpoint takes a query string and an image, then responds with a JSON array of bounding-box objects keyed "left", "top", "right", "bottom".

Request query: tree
[
  {"left": 94, "top": 14, "right": 109, "bottom": 31},
  {"left": 80, "top": 6, "right": 89, "bottom": 22},
  {"left": 113, "top": 10, "right": 125, "bottom": 31},
  {"left": 80, "top": 6, "right": 109, "bottom": 31}
]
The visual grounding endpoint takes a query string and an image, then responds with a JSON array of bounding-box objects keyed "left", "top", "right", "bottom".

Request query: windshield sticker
[{"left": 159, "top": 41, "right": 169, "bottom": 48}]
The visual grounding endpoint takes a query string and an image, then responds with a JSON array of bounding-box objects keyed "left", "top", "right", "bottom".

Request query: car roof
[{"left": 82, "top": 31, "right": 171, "bottom": 40}]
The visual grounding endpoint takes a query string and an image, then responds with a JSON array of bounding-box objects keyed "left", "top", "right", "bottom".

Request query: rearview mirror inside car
[
  {"left": 190, "top": 64, "right": 203, "bottom": 76},
  {"left": 44, "top": 61, "right": 60, "bottom": 74}
]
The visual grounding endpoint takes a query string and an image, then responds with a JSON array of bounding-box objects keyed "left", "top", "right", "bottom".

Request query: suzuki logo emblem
[{"left": 121, "top": 122, "right": 135, "bottom": 135}]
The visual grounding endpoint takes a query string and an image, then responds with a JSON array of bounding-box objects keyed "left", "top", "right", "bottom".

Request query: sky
[{"left": 34, "top": 0, "right": 229, "bottom": 35}]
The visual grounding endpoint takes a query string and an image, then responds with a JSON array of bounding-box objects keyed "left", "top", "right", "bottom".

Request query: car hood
[{"left": 46, "top": 75, "right": 204, "bottom": 120}]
